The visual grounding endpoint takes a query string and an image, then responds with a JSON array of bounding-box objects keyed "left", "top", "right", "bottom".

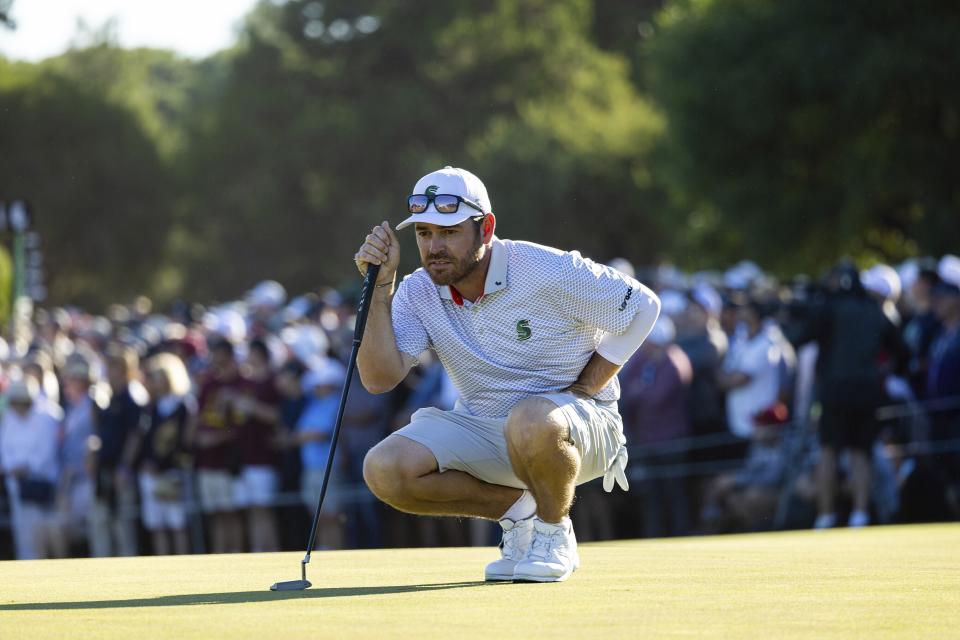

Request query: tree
[
  {"left": 0, "top": 59, "right": 176, "bottom": 306},
  {"left": 177, "top": 0, "right": 665, "bottom": 299},
  {"left": 646, "top": 0, "right": 960, "bottom": 274}
]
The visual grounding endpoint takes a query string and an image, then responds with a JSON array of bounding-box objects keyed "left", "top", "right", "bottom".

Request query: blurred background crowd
[{"left": 1, "top": 251, "right": 958, "bottom": 560}]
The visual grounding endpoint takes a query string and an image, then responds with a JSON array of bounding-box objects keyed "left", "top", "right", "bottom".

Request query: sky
[{"left": 0, "top": 0, "right": 262, "bottom": 61}]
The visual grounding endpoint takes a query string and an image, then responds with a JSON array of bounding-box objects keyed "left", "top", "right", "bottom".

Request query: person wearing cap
[
  {"left": 902, "top": 263, "right": 943, "bottom": 398},
  {"left": 59, "top": 357, "right": 98, "bottom": 555},
  {"left": 283, "top": 358, "right": 349, "bottom": 550},
  {"left": 791, "top": 262, "right": 907, "bottom": 530},
  {"left": 354, "top": 167, "right": 661, "bottom": 582},
  {"left": 619, "top": 316, "right": 693, "bottom": 538},
  {"left": 0, "top": 375, "right": 64, "bottom": 559},
  {"left": 927, "top": 255, "right": 960, "bottom": 505},
  {"left": 675, "top": 284, "right": 729, "bottom": 505}
]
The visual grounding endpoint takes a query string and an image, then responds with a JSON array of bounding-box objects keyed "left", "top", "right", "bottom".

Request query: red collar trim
[{"left": 448, "top": 286, "right": 484, "bottom": 307}]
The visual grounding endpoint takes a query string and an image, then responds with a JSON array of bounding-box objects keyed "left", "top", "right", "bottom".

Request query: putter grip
[{"left": 353, "top": 263, "right": 381, "bottom": 342}]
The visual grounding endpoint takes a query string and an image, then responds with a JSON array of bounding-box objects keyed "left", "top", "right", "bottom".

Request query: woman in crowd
[{"left": 138, "top": 352, "right": 195, "bottom": 555}]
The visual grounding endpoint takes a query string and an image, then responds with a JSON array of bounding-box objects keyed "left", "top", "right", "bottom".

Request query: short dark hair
[
  {"left": 249, "top": 338, "right": 270, "bottom": 361},
  {"left": 470, "top": 214, "right": 486, "bottom": 240}
]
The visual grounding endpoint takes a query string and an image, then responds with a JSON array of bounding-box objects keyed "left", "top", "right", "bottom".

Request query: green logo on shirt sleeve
[{"left": 516, "top": 319, "right": 531, "bottom": 341}]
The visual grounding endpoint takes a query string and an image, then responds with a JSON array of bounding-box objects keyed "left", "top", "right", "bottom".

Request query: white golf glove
[{"left": 603, "top": 446, "right": 630, "bottom": 492}]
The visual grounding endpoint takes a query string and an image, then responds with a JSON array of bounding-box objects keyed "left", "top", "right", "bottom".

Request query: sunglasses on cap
[{"left": 407, "top": 193, "right": 484, "bottom": 215}]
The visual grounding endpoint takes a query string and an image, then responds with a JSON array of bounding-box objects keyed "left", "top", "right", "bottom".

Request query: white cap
[
  {"left": 6, "top": 375, "right": 38, "bottom": 403},
  {"left": 301, "top": 357, "right": 346, "bottom": 393},
  {"left": 658, "top": 289, "right": 688, "bottom": 317},
  {"left": 202, "top": 307, "right": 247, "bottom": 343},
  {"left": 607, "top": 258, "right": 635, "bottom": 278},
  {"left": 247, "top": 280, "right": 286, "bottom": 309},
  {"left": 281, "top": 325, "right": 329, "bottom": 364},
  {"left": 691, "top": 283, "right": 723, "bottom": 317},
  {"left": 939, "top": 254, "right": 960, "bottom": 290},
  {"left": 861, "top": 264, "right": 901, "bottom": 301},
  {"left": 396, "top": 166, "right": 492, "bottom": 231},
  {"left": 647, "top": 316, "right": 676, "bottom": 346}
]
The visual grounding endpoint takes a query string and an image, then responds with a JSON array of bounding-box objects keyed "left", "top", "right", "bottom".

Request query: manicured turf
[{"left": 0, "top": 524, "right": 957, "bottom": 638}]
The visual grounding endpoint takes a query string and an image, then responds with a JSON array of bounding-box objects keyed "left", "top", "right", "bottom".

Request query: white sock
[{"left": 502, "top": 490, "right": 536, "bottom": 522}]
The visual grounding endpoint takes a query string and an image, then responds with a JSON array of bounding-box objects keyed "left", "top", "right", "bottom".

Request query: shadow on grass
[{"left": 0, "top": 581, "right": 498, "bottom": 611}]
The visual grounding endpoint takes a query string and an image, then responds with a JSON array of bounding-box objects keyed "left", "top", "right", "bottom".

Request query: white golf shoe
[
  {"left": 512, "top": 517, "right": 579, "bottom": 583},
  {"left": 484, "top": 517, "right": 534, "bottom": 582}
]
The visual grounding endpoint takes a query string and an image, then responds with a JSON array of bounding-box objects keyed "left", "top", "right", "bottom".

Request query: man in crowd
[
  {"left": 354, "top": 166, "right": 660, "bottom": 582},
  {"left": 620, "top": 316, "right": 693, "bottom": 538},
  {"left": 0, "top": 376, "right": 64, "bottom": 559},
  {"left": 793, "top": 263, "right": 906, "bottom": 528},
  {"left": 192, "top": 338, "right": 244, "bottom": 553},
  {"left": 928, "top": 256, "right": 960, "bottom": 512},
  {"left": 234, "top": 338, "right": 282, "bottom": 553},
  {"left": 718, "top": 301, "right": 783, "bottom": 447},
  {"left": 89, "top": 345, "right": 146, "bottom": 557}
]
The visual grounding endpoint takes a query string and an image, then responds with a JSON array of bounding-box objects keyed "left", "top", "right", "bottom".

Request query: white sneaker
[
  {"left": 813, "top": 513, "right": 837, "bottom": 529},
  {"left": 484, "top": 517, "right": 534, "bottom": 581},
  {"left": 847, "top": 510, "right": 870, "bottom": 528},
  {"left": 512, "top": 517, "right": 579, "bottom": 583}
]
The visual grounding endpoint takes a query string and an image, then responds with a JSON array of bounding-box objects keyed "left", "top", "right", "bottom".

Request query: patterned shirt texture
[{"left": 391, "top": 237, "right": 659, "bottom": 418}]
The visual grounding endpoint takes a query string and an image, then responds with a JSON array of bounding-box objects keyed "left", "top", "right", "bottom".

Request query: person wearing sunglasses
[{"left": 353, "top": 166, "right": 661, "bottom": 583}]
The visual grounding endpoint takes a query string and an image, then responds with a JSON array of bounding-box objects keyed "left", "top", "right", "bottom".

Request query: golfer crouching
[{"left": 354, "top": 167, "right": 660, "bottom": 582}]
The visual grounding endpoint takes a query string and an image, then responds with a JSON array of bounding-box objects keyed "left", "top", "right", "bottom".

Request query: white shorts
[
  {"left": 138, "top": 471, "right": 187, "bottom": 531},
  {"left": 197, "top": 470, "right": 236, "bottom": 513},
  {"left": 234, "top": 466, "right": 279, "bottom": 508},
  {"left": 394, "top": 392, "right": 626, "bottom": 490}
]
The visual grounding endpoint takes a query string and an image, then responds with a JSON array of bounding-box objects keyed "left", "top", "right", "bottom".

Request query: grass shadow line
[{"left": 0, "top": 581, "right": 499, "bottom": 611}]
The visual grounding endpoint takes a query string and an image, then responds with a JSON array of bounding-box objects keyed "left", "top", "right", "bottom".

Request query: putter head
[{"left": 270, "top": 579, "right": 311, "bottom": 591}]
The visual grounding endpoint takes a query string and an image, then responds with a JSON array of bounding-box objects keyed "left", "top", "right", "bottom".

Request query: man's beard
[{"left": 423, "top": 241, "right": 483, "bottom": 286}]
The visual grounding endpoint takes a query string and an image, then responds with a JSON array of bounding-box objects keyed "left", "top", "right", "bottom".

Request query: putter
[{"left": 270, "top": 263, "right": 381, "bottom": 591}]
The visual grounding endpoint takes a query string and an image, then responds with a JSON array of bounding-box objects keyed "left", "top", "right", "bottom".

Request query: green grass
[{"left": 0, "top": 524, "right": 957, "bottom": 638}]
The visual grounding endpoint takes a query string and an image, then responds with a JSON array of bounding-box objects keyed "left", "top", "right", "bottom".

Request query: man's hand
[
  {"left": 355, "top": 221, "right": 401, "bottom": 285},
  {"left": 566, "top": 353, "right": 622, "bottom": 399}
]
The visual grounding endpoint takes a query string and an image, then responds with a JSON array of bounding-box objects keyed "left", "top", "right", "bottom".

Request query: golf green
[{"left": 1, "top": 524, "right": 957, "bottom": 638}]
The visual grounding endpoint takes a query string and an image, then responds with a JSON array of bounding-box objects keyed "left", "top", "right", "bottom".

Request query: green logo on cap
[{"left": 425, "top": 185, "right": 438, "bottom": 196}]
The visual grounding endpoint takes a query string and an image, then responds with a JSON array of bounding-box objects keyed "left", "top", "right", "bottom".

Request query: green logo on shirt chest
[{"left": 516, "top": 319, "right": 531, "bottom": 341}]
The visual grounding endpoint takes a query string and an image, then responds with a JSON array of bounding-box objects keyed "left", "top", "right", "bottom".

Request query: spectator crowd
[{"left": 0, "top": 254, "right": 958, "bottom": 560}]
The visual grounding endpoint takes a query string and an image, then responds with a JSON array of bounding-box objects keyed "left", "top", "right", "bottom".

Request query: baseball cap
[
  {"left": 301, "top": 357, "right": 347, "bottom": 393},
  {"left": 6, "top": 376, "right": 38, "bottom": 404},
  {"left": 690, "top": 283, "right": 723, "bottom": 317},
  {"left": 646, "top": 316, "right": 676, "bottom": 347},
  {"left": 934, "top": 254, "right": 960, "bottom": 296},
  {"left": 861, "top": 264, "right": 902, "bottom": 301},
  {"left": 396, "top": 166, "right": 492, "bottom": 231}
]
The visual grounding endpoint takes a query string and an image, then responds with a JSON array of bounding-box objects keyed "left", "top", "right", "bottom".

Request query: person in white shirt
[
  {"left": 719, "top": 301, "right": 783, "bottom": 441},
  {"left": 354, "top": 167, "right": 660, "bottom": 582},
  {"left": 0, "top": 376, "right": 64, "bottom": 559}
]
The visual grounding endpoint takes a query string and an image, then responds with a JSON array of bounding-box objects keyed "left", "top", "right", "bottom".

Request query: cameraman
[{"left": 791, "top": 263, "right": 906, "bottom": 528}]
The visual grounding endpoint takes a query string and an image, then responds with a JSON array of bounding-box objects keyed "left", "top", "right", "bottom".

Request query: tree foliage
[
  {"left": 646, "top": 0, "right": 960, "bottom": 274},
  {"left": 0, "top": 57, "right": 176, "bottom": 305},
  {"left": 179, "top": 0, "right": 662, "bottom": 300},
  {"left": 1, "top": 0, "right": 958, "bottom": 307}
]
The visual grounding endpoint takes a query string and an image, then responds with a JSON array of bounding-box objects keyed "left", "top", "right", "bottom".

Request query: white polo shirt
[
  {"left": 391, "top": 237, "right": 659, "bottom": 418},
  {"left": 723, "top": 325, "right": 782, "bottom": 438}
]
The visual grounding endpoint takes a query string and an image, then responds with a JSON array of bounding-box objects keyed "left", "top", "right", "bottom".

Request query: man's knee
[
  {"left": 362, "top": 436, "right": 436, "bottom": 505},
  {"left": 504, "top": 397, "right": 568, "bottom": 451}
]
